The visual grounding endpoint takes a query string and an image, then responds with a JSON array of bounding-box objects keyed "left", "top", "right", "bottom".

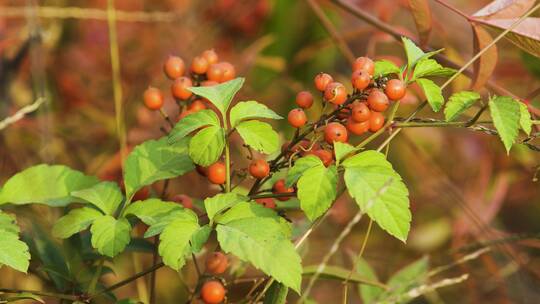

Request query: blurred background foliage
[{"left": 0, "top": 0, "right": 539, "bottom": 303}]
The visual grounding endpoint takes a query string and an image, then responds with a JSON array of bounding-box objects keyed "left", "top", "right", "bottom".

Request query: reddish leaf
[
  {"left": 478, "top": 18, "right": 540, "bottom": 57},
  {"left": 407, "top": 0, "right": 433, "bottom": 46},
  {"left": 473, "top": 0, "right": 536, "bottom": 19},
  {"left": 471, "top": 24, "right": 498, "bottom": 90}
]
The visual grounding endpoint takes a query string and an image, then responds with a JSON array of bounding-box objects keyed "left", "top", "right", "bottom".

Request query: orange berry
[
  {"left": 163, "top": 56, "right": 185, "bottom": 80},
  {"left": 367, "top": 89, "right": 389, "bottom": 112},
  {"left": 351, "top": 102, "right": 371, "bottom": 122},
  {"left": 288, "top": 108, "right": 308, "bottom": 128},
  {"left": 188, "top": 99, "right": 207, "bottom": 112},
  {"left": 353, "top": 56, "right": 375, "bottom": 75},
  {"left": 385, "top": 79, "right": 406, "bottom": 101},
  {"left": 172, "top": 194, "right": 193, "bottom": 209},
  {"left": 207, "top": 162, "right": 226, "bottom": 185},
  {"left": 255, "top": 198, "right": 276, "bottom": 209},
  {"left": 205, "top": 252, "right": 228, "bottom": 275},
  {"left": 272, "top": 179, "right": 294, "bottom": 201},
  {"left": 143, "top": 87, "right": 164, "bottom": 110},
  {"left": 249, "top": 159, "right": 270, "bottom": 179},
  {"left": 324, "top": 82, "right": 347, "bottom": 105},
  {"left": 207, "top": 63, "right": 224, "bottom": 82},
  {"left": 200, "top": 280, "right": 226, "bottom": 304},
  {"left": 314, "top": 72, "right": 333, "bottom": 92},
  {"left": 191, "top": 56, "right": 209, "bottom": 74},
  {"left": 351, "top": 69, "right": 371, "bottom": 90},
  {"left": 202, "top": 49, "right": 219, "bottom": 65},
  {"left": 369, "top": 111, "right": 385, "bottom": 132},
  {"left": 220, "top": 62, "right": 236, "bottom": 82},
  {"left": 295, "top": 91, "right": 314, "bottom": 109},
  {"left": 171, "top": 77, "right": 193, "bottom": 100},
  {"left": 324, "top": 122, "right": 348, "bottom": 144},
  {"left": 312, "top": 149, "right": 333, "bottom": 167},
  {"left": 346, "top": 117, "right": 370, "bottom": 135}
]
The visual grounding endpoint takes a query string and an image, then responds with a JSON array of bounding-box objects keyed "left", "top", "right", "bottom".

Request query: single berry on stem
[
  {"left": 351, "top": 69, "right": 371, "bottom": 90},
  {"left": 272, "top": 179, "right": 295, "bottom": 201},
  {"left": 255, "top": 198, "right": 276, "bottom": 209},
  {"left": 295, "top": 91, "right": 314, "bottom": 109},
  {"left": 324, "top": 122, "right": 348, "bottom": 144},
  {"left": 311, "top": 149, "right": 333, "bottom": 167},
  {"left": 200, "top": 280, "right": 226, "bottom": 304},
  {"left": 163, "top": 55, "right": 185, "bottom": 80},
  {"left": 205, "top": 252, "right": 228, "bottom": 275},
  {"left": 353, "top": 56, "right": 375, "bottom": 75},
  {"left": 171, "top": 77, "right": 193, "bottom": 100},
  {"left": 314, "top": 72, "right": 333, "bottom": 92},
  {"left": 324, "top": 82, "right": 347, "bottom": 105},
  {"left": 191, "top": 56, "right": 209, "bottom": 75},
  {"left": 188, "top": 99, "right": 207, "bottom": 112},
  {"left": 207, "top": 162, "right": 226, "bottom": 185},
  {"left": 367, "top": 89, "right": 389, "bottom": 112},
  {"left": 288, "top": 108, "right": 308, "bottom": 128},
  {"left": 143, "top": 87, "right": 164, "bottom": 110},
  {"left": 207, "top": 63, "right": 224, "bottom": 82},
  {"left": 385, "top": 79, "right": 406, "bottom": 101},
  {"left": 249, "top": 159, "right": 270, "bottom": 179},
  {"left": 369, "top": 111, "right": 385, "bottom": 132},
  {"left": 346, "top": 117, "right": 370, "bottom": 135},
  {"left": 220, "top": 62, "right": 236, "bottom": 82},
  {"left": 202, "top": 49, "right": 219, "bottom": 65},
  {"left": 351, "top": 102, "right": 371, "bottom": 122}
]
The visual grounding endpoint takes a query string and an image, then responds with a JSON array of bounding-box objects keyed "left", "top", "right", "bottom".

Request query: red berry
[
  {"left": 143, "top": 87, "right": 164, "bottom": 110},
  {"left": 202, "top": 49, "right": 219, "bottom": 65},
  {"left": 385, "top": 79, "right": 406, "bottom": 101},
  {"left": 191, "top": 56, "right": 209, "bottom": 74},
  {"left": 351, "top": 102, "right": 371, "bottom": 122},
  {"left": 255, "top": 198, "right": 276, "bottom": 209},
  {"left": 324, "top": 82, "right": 347, "bottom": 105},
  {"left": 369, "top": 111, "right": 385, "bottom": 132},
  {"left": 205, "top": 252, "right": 228, "bottom": 275},
  {"left": 188, "top": 99, "right": 207, "bottom": 112},
  {"left": 249, "top": 159, "right": 270, "bottom": 179},
  {"left": 312, "top": 149, "right": 333, "bottom": 167},
  {"left": 324, "top": 122, "right": 348, "bottom": 144},
  {"left": 351, "top": 69, "right": 371, "bottom": 90},
  {"left": 272, "top": 179, "right": 294, "bottom": 201},
  {"left": 367, "top": 89, "right": 389, "bottom": 112},
  {"left": 220, "top": 62, "right": 236, "bottom": 82},
  {"left": 207, "top": 162, "right": 226, "bottom": 185},
  {"left": 163, "top": 56, "right": 185, "bottom": 80},
  {"left": 295, "top": 91, "right": 314, "bottom": 109},
  {"left": 353, "top": 56, "right": 375, "bottom": 75},
  {"left": 288, "top": 108, "right": 307, "bottom": 128},
  {"left": 200, "top": 280, "right": 226, "bottom": 304},
  {"left": 314, "top": 72, "right": 333, "bottom": 92},
  {"left": 346, "top": 117, "right": 370, "bottom": 135},
  {"left": 171, "top": 77, "right": 193, "bottom": 100},
  {"left": 172, "top": 194, "right": 193, "bottom": 209}
]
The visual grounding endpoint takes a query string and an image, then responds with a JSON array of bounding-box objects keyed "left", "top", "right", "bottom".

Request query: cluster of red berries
[
  {"left": 199, "top": 252, "right": 229, "bottom": 303},
  {"left": 143, "top": 49, "right": 236, "bottom": 120}
]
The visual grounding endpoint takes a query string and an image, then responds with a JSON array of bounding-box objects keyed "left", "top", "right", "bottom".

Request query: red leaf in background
[
  {"left": 473, "top": 0, "right": 536, "bottom": 19},
  {"left": 407, "top": 0, "right": 433, "bottom": 47},
  {"left": 471, "top": 24, "right": 498, "bottom": 90},
  {"left": 477, "top": 18, "right": 540, "bottom": 58}
]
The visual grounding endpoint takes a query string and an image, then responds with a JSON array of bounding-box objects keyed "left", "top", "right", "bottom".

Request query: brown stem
[
  {"left": 0, "top": 288, "right": 81, "bottom": 302},
  {"left": 92, "top": 262, "right": 165, "bottom": 298}
]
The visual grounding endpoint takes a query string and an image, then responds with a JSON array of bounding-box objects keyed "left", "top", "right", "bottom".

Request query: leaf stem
[{"left": 88, "top": 258, "right": 105, "bottom": 295}]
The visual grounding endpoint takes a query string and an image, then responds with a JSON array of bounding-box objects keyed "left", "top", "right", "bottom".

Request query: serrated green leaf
[
  {"left": 71, "top": 182, "right": 123, "bottom": 215},
  {"left": 168, "top": 110, "right": 221, "bottom": 144},
  {"left": 90, "top": 216, "right": 131, "bottom": 257},
  {"left": 124, "top": 137, "right": 194, "bottom": 199},
  {"left": 159, "top": 218, "right": 199, "bottom": 270},
  {"left": 264, "top": 281, "right": 288, "bottom": 304},
  {"left": 285, "top": 155, "right": 322, "bottom": 187},
  {"left": 191, "top": 225, "right": 211, "bottom": 253},
  {"left": 0, "top": 211, "right": 20, "bottom": 235},
  {"left": 229, "top": 100, "right": 283, "bottom": 128},
  {"left": 143, "top": 208, "right": 199, "bottom": 238},
  {"left": 489, "top": 96, "right": 521, "bottom": 154},
  {"left": 123, "top": 199, "right": 193, "bottom": 225},
  {"left": 215, "top": 202, "right": 291, "bottom": 237},
  {"left": 0, "top": 228, "right": 30, "bottom": 273},
  {"left": 188, "top": 125, "right": 225, "bottom": 166},
  {"left": 333, "top": 142, "right": 357, "bottom": 165},
  {"left": 519, "top": 102, "right": 532, "bottom": 135},
  {"left": 402, "top": 37, "right": 425, "bottom": 69},
  {"left": 188, "top": 78, "right": 244, "bottom": 115},
  {"left": 52, "top": 207, "right": 103, "bottom": 239},
  {"left": 343, "top": 151, "right": 410, "bottom": 242},
  {"left": 216, "top": 217, "right": 302, "bottom": 293},
  {"left": 204, "top": 193, "right": 248, "bottom": 221},
  {"left": 416, "top": 78, "right": 444, "bottom": 112},
  {"left": 297, "top": 165, "right": 337, "bottom": 221},
  {"left": 413, "top": 59, "right": 456, "bottom": 80},
  {"left": 356, "top": 258, "right": 384, "bottom": 303},
  {"left": 374, "top": 60, "right": 401, "bottom": 77},
  {"left": 444, "top": 91, "right": 481, "bottom": 121},
  {"left": 236, "top": 120, "right": 279, "bottom": 154},
  {"left": 0, "top": 165, "right": 99, "bottom": 207}
]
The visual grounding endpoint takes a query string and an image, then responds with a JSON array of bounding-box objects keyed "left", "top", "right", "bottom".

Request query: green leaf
[
  {"left": 444, "top": 91, "right": 481, "bottom": 121},
  {"left": 52, "top": 207, "right": 103, "bottom": 238},
  {"left": 159, "top": 218, "right": 199, "bottom": 270},
  {"left": 189, "top": 125, "right": 225, "bottom": 166},
  {"left": 402, "top": 37, "right": 425, "bottom": 69},
  {"left": 229, "top": 100, "right": 283, "bottom": 128},
  {"left": 0, "top": 211, "right": 20, "bottom": 235},
  {"left": 285, "top": 155, "right": 322, "bottom": 187},
  {"left": 90, "top": 216, "right": 131, "bottom": 257},
  {"left": 297, "top": 165, "right": 337, "bottom": 221},
  {"left": 373, "top": 60, "right": 401, "bottom": 77},
  {"left": 413, "top": 59, "right": 455, "bottom": 80},
  {"left": 123, "top": 199, "right": 191, "bottom": 226},
  {"left": 143, "top": 208, "right": 199, "bottom": 238},
  {"left": 416, "top": 78, "right": 444, "bottom": 112},
  {"left": 0, "top": 165, "right": 99, "bottom": 207},
  {"left": 343, "top": 151, "right": 411, "bottom": 242},
  {"left": 333, "top": 142, "right": 357, "bottom": 165},
  {"left": 215, "top": 202, "right": 291, "bottom": 237},
  {"left": 168, "top": 110, "right": 221, "bottom": 144},
  {"left": 204, "top": 193, "right": 248, "bottom": 221},
  {"left": 236, "top": 120, "right": 279, "bottom": 154},
  {"left": 356, "top": 258, "right": 384, "bottom": 303},
  {"left": 489, "top": 96, "right": 521, "bottom": 154},
  {"left": 71, "top": 182, "right": 123, "bottom": 215},
  {"left": 302, "top": 265, "right": 385, "bottom": 288},
  {"left": 5, "top": 292, "right": 44, "bottom": 303},
  {"left": 188, "top": 78, "right": 244, "bottom": 115},
  {"left": 519, "top": 102, "right": 532, "bottom": 135},
  {"left": 124, "top": 137, "right": 194, "bottom": 199},
  {"left": 0, "top": 228, "right": 30, "bottom": 273},
  {"left": 264, "top": 282, "right": 288, "bottom": 304},
  {"left": 378, "top": 257, "right": 429, "bottom": 302},
  {"left": 191, "top": 225, "right": 211, "bottom": 253},
  {"left": 216, "top": 217, "right": 302, "bottom": 293}
]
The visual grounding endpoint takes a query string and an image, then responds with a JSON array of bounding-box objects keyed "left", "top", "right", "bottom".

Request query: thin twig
[
  {"left": 92, "top": 262, "right": 165, "bottom": 297},
  {"left": 0, "top": 97, "right": 45, "bottom": 131},
  {"left": 0, "top": 288, "right": 80, "bottom": 302}
]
